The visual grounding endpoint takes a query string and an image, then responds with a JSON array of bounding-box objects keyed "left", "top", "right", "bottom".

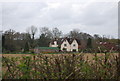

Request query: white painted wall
[
  {"left": 60, "top": 40, "right": 71, "bottom": 51},
  {"left": 70, "top": 39, "right": 78, "bottom": 52},
  {"left": 50, "top": 39, "right": 79, "bottom": 52},
  {"left": 49, "top": 41, "right": 58, "bottom": 47}
]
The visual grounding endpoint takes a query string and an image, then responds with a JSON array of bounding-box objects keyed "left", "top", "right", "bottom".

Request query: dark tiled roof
[
  {"left": 66, "top": 38, "right": 74, "bottom": 44},
  {"left": 75, "top": 39, "right": 81, "bottom": 45},
  {"left": 50, "top": 37, "right": 81, "bottom": 46}
]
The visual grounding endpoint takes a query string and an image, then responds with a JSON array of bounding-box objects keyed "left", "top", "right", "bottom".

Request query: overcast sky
[{"left": 0, "top": 0, "right": 118, "bottom": 38}]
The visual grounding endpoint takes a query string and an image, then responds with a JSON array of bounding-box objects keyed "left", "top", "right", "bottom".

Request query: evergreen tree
[
  {"left": 24, "top": 42, "right": 29, "bottom": 52},
  {"left": 87, "top": 38, "right": 92, "bottom": 48},
  {"left": 38, "top": 34, "right": 51, "bottom": 47}
]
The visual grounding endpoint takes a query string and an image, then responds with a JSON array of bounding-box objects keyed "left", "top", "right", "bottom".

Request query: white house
[{"left": 49, "top": 38, "right": 81, "bottom": 52}]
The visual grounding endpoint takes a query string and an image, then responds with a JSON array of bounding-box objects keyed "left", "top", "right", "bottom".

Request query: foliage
[
  {"left": 87, "top": 38, "right": 92, "bottom": 49},
  {"left": 24, "top": 42, "right": 29, "bottom": 53},
  {"left": 2, "top": 53, "right": 120, "bottom": 80},
  {"left": 2, "top": 28, "right": 118, "bottom": 53},
  {"left": 38, "top": 34, "right": 51, "bottom": 47}
]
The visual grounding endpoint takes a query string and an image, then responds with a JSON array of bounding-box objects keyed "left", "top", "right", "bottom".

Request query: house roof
[
  {"left": 35, "top": 47, "right": 59, "bottom": 50},
  {"left": 50, "top": 37, "right": 81, "bottom": 46},
  {"left": 66, "top": 38, "right": 74, "bottom": 44},
  {"left": 75, "top": 39, "right": 81, "bottom": 45}
]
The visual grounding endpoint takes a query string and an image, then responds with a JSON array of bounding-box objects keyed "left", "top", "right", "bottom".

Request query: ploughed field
[{"left": 2, "top": 53, "right": 119, "bottom": 61}]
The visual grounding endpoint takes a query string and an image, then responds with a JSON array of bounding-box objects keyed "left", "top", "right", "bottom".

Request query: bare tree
[
  {"left": 26, "top": 25, "right": 38, "bottom": 48},
  {"left": 40, "top": 27, "right": 53, "bottom": 39},
  {"left": 26, "top": 25, "right": 37, "bottom": 40},
  {"left": 68, "top": 28, "right": 80, "bottom": 38},
  {"left": 52, "top": 27, "right": 62, "bottom": 38}
]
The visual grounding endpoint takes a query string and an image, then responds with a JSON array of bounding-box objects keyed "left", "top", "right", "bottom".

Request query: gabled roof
[
  {"left": 75, "top": 39, "right": 81, "bottom": 45},
  {"left": 50, "top": 37, "right": 81, "bottom": 46},
  {"left": 66, "top": 38, "right": 74, "bottom": 44}
]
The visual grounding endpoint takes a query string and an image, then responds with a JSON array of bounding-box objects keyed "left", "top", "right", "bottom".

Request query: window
[
  {"left": 64, "top": 44, "right": 67, "bottom": 46},
  {"left": 73, "top": 49, "right": 76, "bottom": 52},
  {"left": 63, "top": 48, "right": 67, "bottom": 51},
  {"left": 73, "top": 44, "right": 76, "bottom": 46}
]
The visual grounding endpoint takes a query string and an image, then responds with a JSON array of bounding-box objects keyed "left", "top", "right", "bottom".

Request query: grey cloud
[
  {"left": 1, "top": 1, "right": 118, "bottom": 38},
  {"left": 75, "top": 2, "right": 117, "bottom": 26},
  {"left": 2, "top": 2, "right": 48, "bottom": 31}
]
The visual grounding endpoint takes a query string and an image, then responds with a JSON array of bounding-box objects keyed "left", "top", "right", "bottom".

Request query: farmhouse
[{"left": 49, "top": 37, "right": 81, "bottom": 52}]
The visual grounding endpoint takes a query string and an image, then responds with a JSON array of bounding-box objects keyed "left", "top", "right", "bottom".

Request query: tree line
[{"left": 2, "top": 25, "right": 118, "bottom": 53}]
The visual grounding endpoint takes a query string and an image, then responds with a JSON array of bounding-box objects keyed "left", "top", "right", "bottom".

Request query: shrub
[{"left": 2, "top": 53, "right": 120, "bottom": 79}]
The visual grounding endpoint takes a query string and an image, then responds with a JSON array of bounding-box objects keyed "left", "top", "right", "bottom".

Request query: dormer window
[
  {"left": 73, "top": 44, "right": 76, "bottom": 46},
  {"left": 64, "top": 44, "right": 67, "bottom": 46}
]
